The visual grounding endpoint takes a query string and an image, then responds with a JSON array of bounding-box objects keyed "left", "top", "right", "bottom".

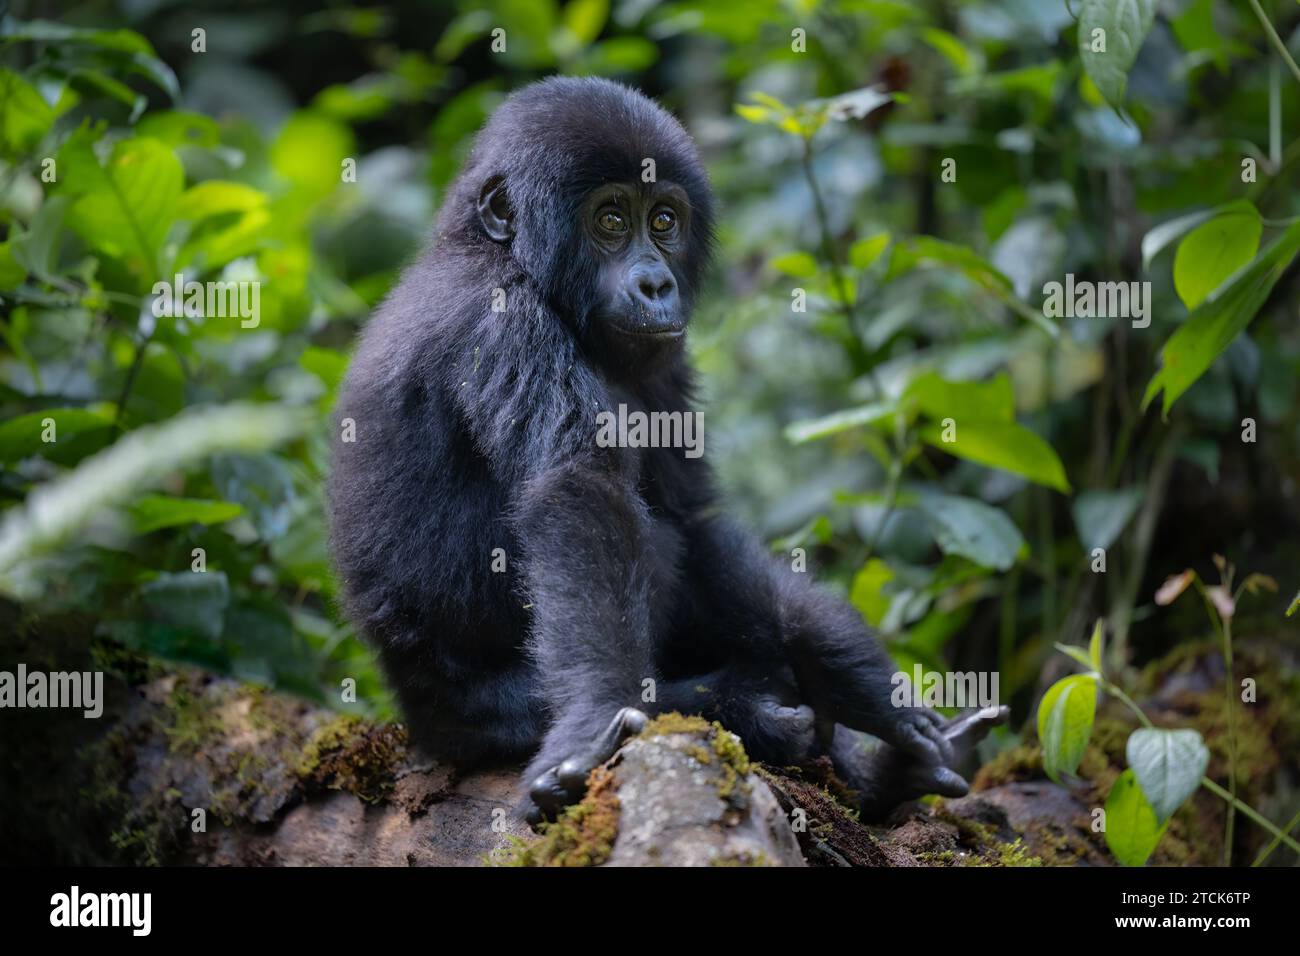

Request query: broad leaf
[
  {"left": 1037, "top": 674, "right": 1097, "bottom": 781},
  {"left": 1105, "top": 768, "right": 1168, "bottom": 866},
  {"left": 58, "top": 133, "right": 183, "bottom": 284},
  {"left": 785, "top": 401, "right": 897, "bottom": 444},
  {"left": 919, "top": 420, "right": 1071, "bottom": 493},
  {"left": 905, "top": 371, "right": 1015, "bottom": 423},
  {"left": 0, "top": 408, "right": 113, "bottom": 463},
  {"left": 1079, "top": 0, "right": 1157, "bottom": 112},
  {"left": 1071, "top": 487, "right": 1142, "bottom": 552},
  {"left": 916, "top": 492, "right": 1026, "bottom": 571},
  {"left": 1126, "top": 728, "right": 1209, "bottom": 823},
  {"left": 130, "top": 496, "right": 244, "bottom": 534},
  {"left": 1173, "top": 204, "right": 1262, "bottom": 310},
  {"left": 1143, "top": 221, "right": 1300, "bottom": 415}
]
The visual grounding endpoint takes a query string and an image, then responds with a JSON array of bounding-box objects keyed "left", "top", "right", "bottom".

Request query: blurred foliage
[{"left": 2, "top": 0, "right": 1299, "bottom": 737}]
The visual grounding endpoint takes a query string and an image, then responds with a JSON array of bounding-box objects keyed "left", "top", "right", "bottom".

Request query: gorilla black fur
[{"left": 328, "top": 76, "right": 996, "bottom": 821}]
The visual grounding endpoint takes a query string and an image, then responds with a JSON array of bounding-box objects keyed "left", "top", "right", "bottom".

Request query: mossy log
[
  {"left": 24, "top": 667, "right": 1068, "bottom": 866},
  {"left": 21, "top": 640, "right": 1292, "bottom": 867}
]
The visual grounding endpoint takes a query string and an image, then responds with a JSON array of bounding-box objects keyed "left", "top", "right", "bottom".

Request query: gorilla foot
[{"left": 526, "top": 706, "right": 648, "bottom": 826}]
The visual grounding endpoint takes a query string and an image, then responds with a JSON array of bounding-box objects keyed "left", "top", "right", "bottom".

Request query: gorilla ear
[{"left": 477, "top": 177, "right": 514, "bottom": 243}]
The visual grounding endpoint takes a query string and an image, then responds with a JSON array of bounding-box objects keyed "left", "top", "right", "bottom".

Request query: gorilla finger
[
  {"left": 918, "top": 715, "right": 955, "bottom": 764},
  {"left": 556, "top": 757, "right": 596, "bottom": 795},
  {"left": 528, "top": 768, "right": 570, "bottom": 818},
  {"left": 911, "top": 765, "right": 970, "bottom": 798},
  {"left": 899, "top": 721, "right": 944, "bottom": 764}
]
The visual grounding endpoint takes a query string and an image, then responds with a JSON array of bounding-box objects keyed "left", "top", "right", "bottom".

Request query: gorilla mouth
[{"left": 613, "top": 325, "right": 684, "bottom": 340}]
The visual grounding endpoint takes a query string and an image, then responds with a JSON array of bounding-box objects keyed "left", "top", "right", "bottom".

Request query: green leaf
[
  {"left": 915, "top": 492, "right": 1026, "bottom": 571},
  {"left": 1037, "top": 674, "right": 1097, "bottom": 781},
  {"left": 1141, "top": 203, "right": 1254, "bottom": 271},
  {"left": 271, "top": 112, "right": 354, "bottom": 199},
  {"left": 0, "top": 408, "right": 113, "bottom": 463},
  {"left": 1054, "top": 642, "right": 1097, "bottom": 671},
  {"left": 849, "top": 232, "right": 891, "bottom": 270},
  {"left": 1288, "top": 590, "right": 1300, "bottom": 618},
  {"left": 850, "top": 558, "right": 894, "bottom": 627},
  {"left": 175, "top": 181, "right": 267, "bottom": 222},
  {"left": 138, "top": 571, "right": 230, "bottom": 642},
  {"left": 1088, "top": 619, "right": 1104, "bottom": 672},
  {"left": 1173, "top": 204, "right": 1262, "bottom": 310},
  {"left": 769, "top": 251, "right": 820, "bottom": 278},
  {"left": 1125, "top": 728, "right": 1209, "bottom": 823},
  {"left": 561, "top": 0, "right": 608, "bottom": 46},
  {"left": 919, "top": 420, "right": 1071, "bottom": 493},
  {"left": 0, "top": 69, "right": 54, "bottom": 153},
  {"left": 1143, "top": 221, "right": 1300, "bottom": 415},
  {"left": 906, "top": 371, "right": 1015, "bottom": 423},
  {"left": 1078, "top": 0, "right": 1157, "bottom": 112},
  {"left": 129, "top": 496, "right": 244, "bottom": 534},
  {"left": 1071, "top": 487, "right": 1142, "bottom": 552},
  {"left": 921, "top": 28, "right": 981, "bottom": 76},
  {"left": 784, "top": 401, "right": 897, "bottom": 444},
  {"left": 1105, "top": 768, "right": 1168, "bottom": 866},
  {"left": 58, "top": 133, "right": 183, "bottom": 283},
  {"left": 890, "top": 236, "right": 1058, "bottom": 336},
  {"left": 10, "top": 195, "right": 72, "bottom": 281},
  {"left": 0, "top": 404, "right": 310, "bottom": 600}
]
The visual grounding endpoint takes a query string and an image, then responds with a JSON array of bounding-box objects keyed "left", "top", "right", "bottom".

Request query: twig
[{"left": 1248, "top": 0, "right": 1300, "bottom": 86}]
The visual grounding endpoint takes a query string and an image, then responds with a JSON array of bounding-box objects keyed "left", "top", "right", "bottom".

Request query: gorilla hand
[
  {"left": 830, "top": 705, "right": 1010, "bottom": 821},
  {"left": 525, "top": 707, "right": 648, "bottom": 826}
]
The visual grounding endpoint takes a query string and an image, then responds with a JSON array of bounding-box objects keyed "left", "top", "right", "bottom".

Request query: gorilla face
[
  {"left": 581, "top": 181, "right": 693, "bottom": 359},
  {"left": 478, "top": 174, "right": 696, "bottom": 370}
]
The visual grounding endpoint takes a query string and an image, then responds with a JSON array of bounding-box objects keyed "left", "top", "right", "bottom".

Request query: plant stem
[
  {"left": 1221, "top": 614, "right": 1239, "bottom": 865},
  {"left": 798, "top": 136, "right": 885, "bottom": 400},
  {"left": 862, "top": 428, "right": 906, "bottom": 563},
  {"left": 1201, "top": 777, "right": 1300, "bottom": 855},
  {"left": 1103, "top": 679, "right": 1154, "bottom": 728},
  {"left": 1248, "top": 0, "right": 1300, "bottom": 86},
  {"left": 1252, "top": 805, "right": 1300, "bottom": 866}
]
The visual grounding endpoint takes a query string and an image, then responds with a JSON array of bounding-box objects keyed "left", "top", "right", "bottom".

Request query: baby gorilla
[{"left": 328, "top": 77, "right": 1005, "bottom": 824}]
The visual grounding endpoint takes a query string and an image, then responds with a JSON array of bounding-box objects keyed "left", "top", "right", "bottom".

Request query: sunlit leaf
[
  {"left": 1037, "top": 674, "right": 1097, "bottom": 781},
  {"left": 1143, "top": 221, "right": 1300, "bottom": 415},
  {"left": 1173, "top": 204, "right": 1262, "bottom": 310},
  {"left": 1105, "top": 768, "right": 1168, "bottom": 866}
]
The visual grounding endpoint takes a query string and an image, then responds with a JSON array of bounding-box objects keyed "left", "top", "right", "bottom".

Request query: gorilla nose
[{"left": 628, "top": 264, "right": 677, "bottom": 309}]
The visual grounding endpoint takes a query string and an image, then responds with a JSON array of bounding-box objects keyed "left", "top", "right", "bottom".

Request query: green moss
[
  {"left": 710, "top": 724, "right": 752, "bottom": 802},
  {"left": 639, "top": 711, "right": 753, "bottom": 803},
  {"left": 640, "top": 711, "right": 712, "bottom": 738},
  {"left": 501, "top": 765, "right": 621, "bottom": 867},
  {"left": 296, "top": 714, "right": 406, "bottom": 803},
  {"left": 161, "top": 684, "right": 223, "bottom": 754},
  {"left": 710, "top": 850, "right": 771, "bottom": 866}
]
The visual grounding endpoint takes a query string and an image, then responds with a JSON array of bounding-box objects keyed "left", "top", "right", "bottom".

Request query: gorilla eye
[
  {"left": 650, "top": 209, "right": 676, "bottom": 233},
  {"left": 598, "top": 210, "right": 627, "bottom": 234}
]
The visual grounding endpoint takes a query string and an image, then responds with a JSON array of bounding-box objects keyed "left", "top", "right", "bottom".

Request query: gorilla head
[{"left": 436, "top": 77, "right": 716, "bottom": 370}]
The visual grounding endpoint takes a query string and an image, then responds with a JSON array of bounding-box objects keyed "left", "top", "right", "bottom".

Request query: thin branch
[{"left": 1248, "top": 0, "right": 1300, "bottom": 86}]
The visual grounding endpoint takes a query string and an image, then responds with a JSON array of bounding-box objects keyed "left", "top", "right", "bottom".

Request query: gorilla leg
[{"left": 655, "top": 668, "right": 815, "bottom": 766}]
